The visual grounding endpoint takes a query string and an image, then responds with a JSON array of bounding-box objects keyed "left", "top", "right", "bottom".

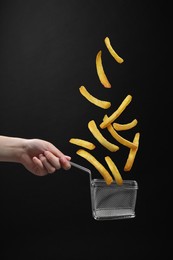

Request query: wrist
[{"left": 0, "top": 135, "right": 26, "bottom": 163}]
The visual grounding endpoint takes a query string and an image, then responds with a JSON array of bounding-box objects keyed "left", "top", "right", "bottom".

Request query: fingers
[
  {"left": 44, "top": 151, "right": 71, "bottom": 171},
  {"left": 32, "top": 151, "right": 71, "bottom": 176},
  {"left": 32, "top": 156, "right": 48, "bottom": 176},
  {"left": 42, "top": 151, "right": 61, "bottom": 170},
  {"left": 59, "top": 156, "right": 71, "bottom": 170},
  {"left": 32, "top": 155, "right": 56, "bottom": 175},
  {"left": 38, "top": 154, "right": 56, "bottom": 174},
  {"left": 65, "top": 155, "right": 71, "bottom": 161}
]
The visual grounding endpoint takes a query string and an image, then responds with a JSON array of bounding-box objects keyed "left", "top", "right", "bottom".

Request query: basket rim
[{"left": 91, "top": 179, "right": 138, "bottom": 189}]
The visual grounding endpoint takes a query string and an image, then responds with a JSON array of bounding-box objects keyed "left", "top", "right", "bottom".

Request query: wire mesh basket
[
  {"left": 90, "top": 179, "right": 138, "bottom": 220},
  {"left": 70, "top": 162, "right": 138, "bottom": 220}
]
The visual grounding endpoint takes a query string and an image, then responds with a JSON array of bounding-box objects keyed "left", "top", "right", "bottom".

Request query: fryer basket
[
  {"left": 90, "top": 179, "right": 138, "bottom": 220},
  {"left": 70, "top": 161, "right": 138, "bottom": 220}
]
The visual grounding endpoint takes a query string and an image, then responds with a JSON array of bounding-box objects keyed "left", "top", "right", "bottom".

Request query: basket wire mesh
[
  {"left": 90, "top": 179, "right": 138, "bottom": 220},
  {"left": 70, "top": 161, "right": 138, "bottom": 220}
]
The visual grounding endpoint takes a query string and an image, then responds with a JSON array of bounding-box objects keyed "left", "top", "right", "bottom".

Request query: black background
[{"left": 0, "top": 0, "right": 172, "bottom": 259}]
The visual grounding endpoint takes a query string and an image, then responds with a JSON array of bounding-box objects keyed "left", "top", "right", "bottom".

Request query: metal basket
[
  {"left": 70, "top": 162, "right": 138, "bottom": 220},
  {"left": 90, "top": 179, "right": 138, "bottom": 220}
]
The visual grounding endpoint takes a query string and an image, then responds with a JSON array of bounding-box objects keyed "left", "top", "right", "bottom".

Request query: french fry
[
  {"left": 124, "top": 132, "right": 140, "bottom": 172},
  {"left": 113, "top": 119, "right": 138, "bottom": 131},
  {"left": 100, "top": 95, "right": 132, "bottom": 129},
  {"left": 69, "top": 138, "right": 95, "bottom": 150},
  {"left": 69, "top": 37, "right": 141, "bottom": 187},
  {"left": 76, "top": 149, "right": 113, "bottom": 185},
  {"left": 104, "top": 37, "right": 124, "bottom": 64},
  {"left": 79, "top": 86, "right": 111, "bottom": 109},
  {"left": 103, "top": 115, "right": 137, "bottom": 149},
  {"left": 88, "top": 120, "right": 119, "bottom": 152},
  {"left": 96, "top": 50, "right": 111, "bottom": 88},
  {"left": 105, "top": 156, "right": 123, "bottom": 185}
]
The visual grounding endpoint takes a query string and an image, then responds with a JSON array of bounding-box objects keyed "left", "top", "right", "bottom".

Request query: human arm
[{"left": 0, "top": 135, "right": 71, "bottom": 176}]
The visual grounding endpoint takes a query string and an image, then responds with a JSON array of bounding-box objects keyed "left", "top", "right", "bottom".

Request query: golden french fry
[
  {"left": 69, "top": 138, "right": 95, "bottom": 150},
  {"left": 104, "top": 37, "right": 124, "bottom": 64},
  {"left": 96, "top": 50, "right": 111, "bottom": 88},
  {"left": 79, "top": 86, "right": 111, "bottom": 109},
  {"left": 88, "top": 120, "right": 119, "bottom": 152},
  {"left": 100, "top": 95, "right": 132, "bottom": 129},
  {"left": 113, "top": 119, "right": 138, "bottom": 131},
  {"left": 76, "top": 149, "right": 113, "bottom": 185},
  {"left": 103, "top": 115, "right": 137, "bottom": 149},
  {"left": 124, "top": 132, "right": 140, "bottom": 172},
  {"left": 105, "top": 156, "right": 123, "bottom": 185}
]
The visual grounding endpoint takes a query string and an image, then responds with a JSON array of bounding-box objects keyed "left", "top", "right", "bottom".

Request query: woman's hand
[
  {"left": 0, "top": 135, "right": 71, "bottom": 176},
  {"left": 20, "top": 138, "right": 71, "bottom": 176}
]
